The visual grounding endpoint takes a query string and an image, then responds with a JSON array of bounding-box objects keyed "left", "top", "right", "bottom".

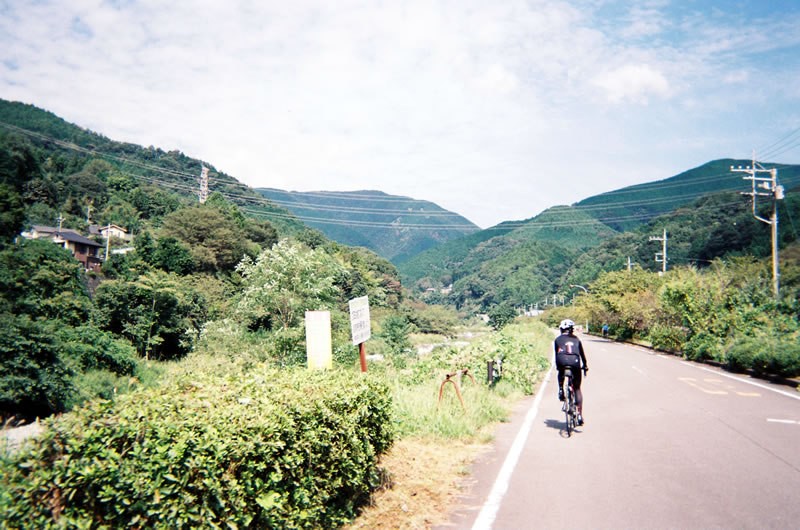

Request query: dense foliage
[
  {"left": 0, "top": 240, "right": 142, "bottom": 419},
  {"left": 0, "top": 367, "right": 393, "bottom": 528},
  {"left": 403, "top": 184, "right": 800, "bottom": 315},
  {"left": 553, "top": 248, "right": 800, "bottom": 377},
  {"left": 0, "top": 101, "right": 411, "bottom": 421}
]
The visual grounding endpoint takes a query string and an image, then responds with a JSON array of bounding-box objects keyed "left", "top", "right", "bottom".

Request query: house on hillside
[
  {"left": 21, "top": 225, "right": 104, "bottom": 272},
  {"left": 89, "top": 224, "right": 132, "bottom": 242}
]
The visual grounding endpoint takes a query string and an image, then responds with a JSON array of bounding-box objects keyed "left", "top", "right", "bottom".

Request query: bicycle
[{"left": 562, "top": 367, "right": 578, "bottom": 437}]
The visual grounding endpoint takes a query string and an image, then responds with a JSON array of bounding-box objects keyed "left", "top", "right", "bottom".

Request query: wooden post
[{"left": 359, "top": 342, "right": 367, "bottom": 373}]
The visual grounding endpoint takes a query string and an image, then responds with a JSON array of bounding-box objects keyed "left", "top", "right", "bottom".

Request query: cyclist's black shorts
[{"left": 557, "top": 362, "right": 583, "bottom": 390}]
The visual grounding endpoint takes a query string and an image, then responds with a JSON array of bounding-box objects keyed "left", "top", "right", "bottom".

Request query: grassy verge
[{"left": 346, "top": 318, "right": 551, "bottom": 528}]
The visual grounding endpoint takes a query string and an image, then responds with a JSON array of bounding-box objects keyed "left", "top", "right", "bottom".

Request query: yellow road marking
[
  {"left": 679, "top": 377, "right": 728, "bottom": 394},
  {"left": 704, "top": 378, "right": 761, "bottom": 397},
  {"left": 679, "top": 377, "right": 761, "bottom": 397}
]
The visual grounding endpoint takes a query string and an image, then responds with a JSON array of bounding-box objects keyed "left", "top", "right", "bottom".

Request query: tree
[
  {"left": 235, "top": 239, "right": 347, "bottom": 365},
  {"left": 132, "top": 271, "right": 178, "bottom": 360},
  {"left": 0, "top": 240, "right": 140, "bottom": 420},
  {"left": 154, "top": 236, "right": 195, "bottom": 274},
  {"left": 0, "top": 314, "right": 72, "bottom": 420},
  {"left": 380, "top": 314, "right": 413, "bottom": 354},
  {"left": 0, "top": 239, "right": 92, "bottom": 324},
  {"left": 134, "top": 231, "right": 157, "bottom": 265},
  {"left": 0, "top": 183, "right": 25, "bottom": 246},
  {"left": 95, "top": 272, "right": 206, "bottom": 361},
  {"left": 160, "top": 206, "right": 252, "bottom": 272},
  {"left": 488, "top": 302, "right": 516, "bottom": 330}
]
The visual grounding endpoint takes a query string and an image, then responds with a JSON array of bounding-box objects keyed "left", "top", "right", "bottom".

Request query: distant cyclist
[{"left": 555, "top": 319, "right": 588, "bottom": 425}]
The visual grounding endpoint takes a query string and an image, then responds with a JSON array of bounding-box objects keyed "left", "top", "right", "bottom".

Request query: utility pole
[
  {"left": 85, "top": 202, "right": 93, "bottom": 225},
  {"left": 731, "top": 152, "right": 784, "bottom": 298},
  {"left": 199, "top": 165, "right": 209, "bottom": 203},
  {"left": 649, "top": 229, "right": 668, "bottom": 275},
  {"left": 627, "top": 256, "right": 632, "bottom": 272},
  {"left": 105, "top": 222, "right": 111, "bottom": 260},
  {"left": 56, "top": 213, "right": 65, "bottom": 233}
]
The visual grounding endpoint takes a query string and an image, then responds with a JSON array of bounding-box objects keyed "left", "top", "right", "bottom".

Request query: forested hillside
[
  {"left": 257, "top": 188, "right": 479, "bottom": 263},
  {"left": 0, "top": 99, "right": 427, "bottom": 421},
  {"left": 576, "top": 159, "right": 800, "bottom": 232},
  {"left": 0, "top": 99, "right": 305, "bottom": 235},
  {"left": 402, "top": 172, "right": 800, "bottom": 312}
]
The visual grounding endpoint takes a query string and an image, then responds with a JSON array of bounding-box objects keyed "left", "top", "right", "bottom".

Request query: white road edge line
[
  {"left": 767, "top": 419, "right": 798, "bottom": 425},
  {"left": 632, "top": 365, "right": 645, "bottom": 375},
  {"left": 681, "top": 362, "right": 800, "bottom": 401},
  {"left": 472, "top": 367, "right": 552, "bottom": 530}
]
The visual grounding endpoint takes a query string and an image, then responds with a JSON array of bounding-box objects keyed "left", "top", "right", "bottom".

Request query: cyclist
[{"left": 555, "top": 319, "right": 588, "bottom": 425}]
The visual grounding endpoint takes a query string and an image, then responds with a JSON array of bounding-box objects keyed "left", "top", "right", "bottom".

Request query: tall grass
[{"left": 390, "top": 319, "right": 551, "bottom": 441}]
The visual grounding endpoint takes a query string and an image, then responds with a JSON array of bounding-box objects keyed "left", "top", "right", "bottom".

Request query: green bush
[
  {"left": 725, "top": 337, "right": 758, "bottom": 372},
  {"left": 0, "top": 368, "right": 393, "bottom": 528},
  {"left": 0, "top": 314, "right": 72, "bottom": 420},
  {"left": 727, "top": 335, "right": 800, "bottom": 378},
  {"left": 647, "top": 325, "right": 685, "bottom": 352},
  {"left": 724, "top": 331, "right": 800, "bottom": 378},
  {"left": 682, "top": 331, "right": 724, "bottom": 362},
  {"left": 755, "top": 341, "right": 800, "bottom": 377}
]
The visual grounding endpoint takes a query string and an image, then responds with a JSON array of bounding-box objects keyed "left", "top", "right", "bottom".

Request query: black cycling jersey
[
  {"left": 554, "top": 332, "right": 588, "bottom": 396},
  {"left": 554, "top": 333, "right": 587, "bottom": 369}
]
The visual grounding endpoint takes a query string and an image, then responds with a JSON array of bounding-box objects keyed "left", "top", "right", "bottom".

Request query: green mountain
[
  {"left": 399, "top": 204, "right": 619, "bottom": 288},
  {"left": 256, "top": 188, "right": 479, "bottom": 263},
  {"left": 562, "top": 186, "right": 800, "bottom": 290},
  {"left": 0, "top": 99, "right": 305, "bottom": 235},
  {"left": 400, "top": 160, "right": 800, "bottom": 310},
  {"left": 577, "top": 159, "right": 800, "bottom": 232}
]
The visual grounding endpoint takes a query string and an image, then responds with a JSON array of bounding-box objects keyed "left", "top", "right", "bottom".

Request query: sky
[{"left": 2, "top": 0, "right": 800, "bottom": 228}]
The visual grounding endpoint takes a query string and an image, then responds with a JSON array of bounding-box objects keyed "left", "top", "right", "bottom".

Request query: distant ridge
[
  {"left": 0, "top": 98, "right": 306, "bottom": 234},
  {"left": 576, "top": 159, "right": 800, "bottom": 232},
  {"left": 256, "top": 188, "right": 479, "bottom": 263},
  {"left": 398, "top": 158, "right": 800, "bottom": 302}
]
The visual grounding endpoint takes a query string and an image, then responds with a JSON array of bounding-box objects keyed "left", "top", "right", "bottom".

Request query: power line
[
  {"left": 758, "top": 126, "right": 800, "bottom": 160},
  {"left": 2, "top": 119, "right": 791, "bottom": 232},
  {"left": 0, "top": 120, "right": 204, "bottom": 183}
]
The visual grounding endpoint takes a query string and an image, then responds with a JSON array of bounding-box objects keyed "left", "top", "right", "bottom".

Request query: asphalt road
[{"left": 441, "top": 334, "right": 800, "bottom": 529}]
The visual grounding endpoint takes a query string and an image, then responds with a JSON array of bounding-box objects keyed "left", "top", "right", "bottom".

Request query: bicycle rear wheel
[{"left": 565, "top": 391, "right": 574, "bottom": 436}]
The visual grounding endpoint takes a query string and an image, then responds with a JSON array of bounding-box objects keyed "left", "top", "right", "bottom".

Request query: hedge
[{"left": 0, "top": 367, "right": 393, "bottom": 528}]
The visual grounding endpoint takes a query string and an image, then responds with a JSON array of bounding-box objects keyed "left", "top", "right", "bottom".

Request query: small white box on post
[
  {"left": 348, "top": 296, "right": 371, "bottom": 372},
  {"left": 305, "top": 310, "right": 332, "bottom": 370}
]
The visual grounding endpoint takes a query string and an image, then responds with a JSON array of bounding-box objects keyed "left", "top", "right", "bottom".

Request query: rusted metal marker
[{"left": 437, "top": 369, "right": 476, "bottom": 412}]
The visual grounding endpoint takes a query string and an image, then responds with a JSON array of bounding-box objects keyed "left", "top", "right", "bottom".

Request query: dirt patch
[{"left": 346, "top": 438, "right": 488, "bottom": 529}]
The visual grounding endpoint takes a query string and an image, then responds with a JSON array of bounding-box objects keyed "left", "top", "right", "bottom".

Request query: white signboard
[
  {"left": 305, "top": 311, "right": 332, "bottom": 370},
  {"left": 348, "top": 296, "right": 371, "bottom": 345}
]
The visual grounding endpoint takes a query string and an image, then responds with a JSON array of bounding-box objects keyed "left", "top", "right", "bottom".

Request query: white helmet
[{"left": 559, "top": 319, "right": 575, "bottom": 332}]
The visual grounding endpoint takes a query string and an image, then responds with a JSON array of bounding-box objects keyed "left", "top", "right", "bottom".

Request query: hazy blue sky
[{"left": 2, "top": 0, "right": 799, "bottom": 227}]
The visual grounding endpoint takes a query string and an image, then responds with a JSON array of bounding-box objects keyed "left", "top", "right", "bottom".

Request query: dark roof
[
  {"left": 32, "top": 225, "right": 83, "bottom": 236},
  {"left": 54, "top": 231, "right": 103, "bottom": 247}
]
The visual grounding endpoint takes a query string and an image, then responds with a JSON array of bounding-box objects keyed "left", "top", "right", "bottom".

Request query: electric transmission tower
[
  {"left": 731, "top": 152, "right": 785, "bottom": 297},
  {"left": 199, "top": 165, "right": 209, "bottom": 203},
  {"left": 649, "top": 228, "right": 668, "bottom": 274}
]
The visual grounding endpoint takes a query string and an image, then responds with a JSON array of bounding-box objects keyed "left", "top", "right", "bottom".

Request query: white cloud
[
  {"left": 723, "top": 71, "right": 750, "bottom": 84},
  {"left": 592, "top": 64, "right": 671, "bottom": 104},
  {"left": 1, "top": 1, "right": 799, "bottom": 227}
]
